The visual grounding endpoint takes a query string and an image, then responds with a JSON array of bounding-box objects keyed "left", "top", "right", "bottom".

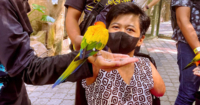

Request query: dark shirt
[
  {"left": 171, "top": 0, "right": 200, "bottom": 43},
  {"left": 65, "top": 0, "right": 133, "bottom": 24},
  {"left": 0, "top": 0, "right": 93, "bottom": 105},
  {"left": 0, "top": 0, "right": 34, "bottom": 77}
]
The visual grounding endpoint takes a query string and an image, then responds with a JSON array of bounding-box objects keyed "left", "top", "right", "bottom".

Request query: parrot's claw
[
  {"left": 93, "top": 52, "right": 102, "bottom": 62},
  {"left": 97, "top": 52, "right": 102, "bottom": 56}
]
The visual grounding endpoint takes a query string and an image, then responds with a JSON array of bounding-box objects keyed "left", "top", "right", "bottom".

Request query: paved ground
[{"left": 26, "top": 22, "right": 180, "bottom": 105}]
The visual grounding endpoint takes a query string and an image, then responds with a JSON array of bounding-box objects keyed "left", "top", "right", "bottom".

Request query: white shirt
[{"left": 82, "top": 57, "right": 154, "bottom": 105}]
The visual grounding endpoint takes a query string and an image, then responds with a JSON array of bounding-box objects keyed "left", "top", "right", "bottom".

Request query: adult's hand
[
  {"left": 193, "top": 66, "right": 200, "bottom": 76},
  {"left": 88, "top": 50, "right": 138, "bottom": 72}
]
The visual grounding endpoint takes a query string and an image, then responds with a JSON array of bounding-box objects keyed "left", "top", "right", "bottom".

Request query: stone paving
[{"left": 26, "top": 36, "right": 180, "bottom": 105}]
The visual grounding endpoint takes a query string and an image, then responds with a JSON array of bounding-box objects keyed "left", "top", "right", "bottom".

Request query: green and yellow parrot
[
  {"left": 184, "top": 54, "right": 200, "bottom": 70},
  {"left": 52, "top": 21, "right": 109, "bottom": 88}
]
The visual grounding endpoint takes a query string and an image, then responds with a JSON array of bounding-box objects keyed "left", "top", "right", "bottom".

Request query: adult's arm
[
  {"left": 65, "top": 0, "right": 86, "bottom": 50},
  {"left": 143, "top": 0, "right": 160, "bottom": 11},
  {"left": 23, "top": 50, "right": 139, "bottom": 85},
  {"left": 23, "top": 51, "right": 93, "bottom": 85},
  {"left": 150, "top": 62, "right": 166, "bottom": 97},
  {"left": 176, "top": 6, "right": 200, "bottom": 54},
  {"left": 0, "top": 0, "right": 35, "bottom": 77},
  {"left": 0, "top": 0, "right": 93, "bottom": 85},
  {"left": 65, "top": 7, "right": 83, "bottom": 50}
]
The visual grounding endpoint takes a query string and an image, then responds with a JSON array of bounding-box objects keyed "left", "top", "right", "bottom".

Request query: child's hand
[
  {"left": 193, "top": 66, "right": 200, "bottom": 76},
  {"left": 88, "top": 50, "right": 138, "bottom": 72}
]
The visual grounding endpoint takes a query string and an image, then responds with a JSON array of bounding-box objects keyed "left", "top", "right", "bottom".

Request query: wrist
[
  {"left": 75, "top": 35, "right": 83, "bottom": 44},
  {"left": 88, "top": 56, "right": 95, "bottom": 64},
  {"left": 194, "top": 47, "right": 200, "bottom": 55}
]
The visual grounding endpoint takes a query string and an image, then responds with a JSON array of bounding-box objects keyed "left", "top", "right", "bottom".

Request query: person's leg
[{"left": 175, "top": 42, "right": 200, "bottom": 105}]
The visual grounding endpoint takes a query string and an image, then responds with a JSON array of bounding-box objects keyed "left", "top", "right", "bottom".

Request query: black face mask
[{"left": 107, "top": 32, "right": 140, "bottom": 54}]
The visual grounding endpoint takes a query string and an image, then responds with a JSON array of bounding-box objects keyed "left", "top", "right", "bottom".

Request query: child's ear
[{"left": 137, "top": 35, "right": 145, "bottom": 46}]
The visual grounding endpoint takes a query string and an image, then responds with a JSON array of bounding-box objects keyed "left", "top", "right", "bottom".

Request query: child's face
[
  {"left": 108, "top": 14, "right": 141, "bottom": 38},
  {"left": 108, "top": 14, "right": 145, "bottom": 56}
]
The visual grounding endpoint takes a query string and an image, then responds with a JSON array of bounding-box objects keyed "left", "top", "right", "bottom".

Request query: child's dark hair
[{"left": 106, "top": 2, "right": 150, "bottom": 36}]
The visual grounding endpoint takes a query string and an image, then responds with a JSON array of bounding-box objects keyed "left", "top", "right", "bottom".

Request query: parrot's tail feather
[
  {"left": 79, "top": 47, "right": 87, "bottom": 60},
  {"left": 52, "top": 58, "right": 87, "bottom": 88},
  {"left": 72, "top": 59, "right": 87, "bottom": 74},
  {"left": 74, "top": 56, "right": 80, "bottom": 61},
  {"left": 184, "top": 62, "right": 194, "bottom": 70},
  {"left": 79, "top": 49, "right": 83, "bottom": 60},
  {"left": 52, "top": 78, "right": 65, "bottom": 88}
]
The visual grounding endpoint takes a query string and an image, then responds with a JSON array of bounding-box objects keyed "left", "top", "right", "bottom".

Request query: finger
[
  {"left": 194, "top": 70, "right": 200, "bottom": 76},
  {"left": 113, "top": 54, "right": 130, "bottom": 58},
  {"left": 194, "top": 72, "right": 200, "bottom": 76},
  {"left": 193, "top": 67, "right": 200, "bottom": 71},
  {"left": 193, "top": 68, "right": 198, "bottom": 72},
  {"left": 99, "top": 61, "right": 120, "bottom": 68},
  {"left": 99, "top": 58, "right": 138, "bottom": 69},
  {"left": 113, "top": 54, "right": 130, "bottom": 57},
  {"left": 116, "top": 58, "right": 139, "bottom": 66},
  {"left": 114, "top": 58, "right": 139, "bottom": 62}
]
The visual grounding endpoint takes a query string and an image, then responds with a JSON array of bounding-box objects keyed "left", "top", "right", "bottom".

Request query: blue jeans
[{"left": 175, "top": 42, "right": 200, "bottom": 105}]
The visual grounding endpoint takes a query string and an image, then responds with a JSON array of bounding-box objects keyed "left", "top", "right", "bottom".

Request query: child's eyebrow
[
  {"left": 127, "top": 25, "right": 136, "bottom": 29},
  {"left": 110, "top": 23, "right": 136, "bottom": 29},
  {"left": 110, "top": 22, "right": 120, "bottom": 25}
]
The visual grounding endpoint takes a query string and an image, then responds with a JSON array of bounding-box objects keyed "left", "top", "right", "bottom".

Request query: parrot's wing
[
  {"left": 79, "top": 37, "right": 87, "bottom": 60},
  {"left": 77, "top": 30, "right": 103, "bottom": 59}
]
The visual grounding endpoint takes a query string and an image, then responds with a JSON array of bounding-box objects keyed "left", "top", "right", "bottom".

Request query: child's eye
[
  {"left": 112, "top": 26, "right": 119, "bottom": 29},
  {"left": 127, "top": 28, "right": 134, "bottom": 32}
]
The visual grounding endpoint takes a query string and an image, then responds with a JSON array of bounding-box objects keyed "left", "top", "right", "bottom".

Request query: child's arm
[
  {"left": 85, "top": 66, "right": 100, "bottom": 85},
  {"left": 150, "top": 62, "right": 166, "bottom": 97}
]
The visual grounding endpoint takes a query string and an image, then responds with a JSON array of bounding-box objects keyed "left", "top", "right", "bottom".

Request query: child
[{"left": 82, "top": 2, "right": 165, "bottom": 105}]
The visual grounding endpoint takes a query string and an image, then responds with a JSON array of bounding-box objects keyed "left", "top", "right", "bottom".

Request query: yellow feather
[
  {"left": 83, "top": 22, "right": 109, "bottom": 50},
  {"left": 193, "top": 54, "right": 200, "bottom": 62},
  {"left": 184, "top": 53, "right": 200, "bottom": 70}
]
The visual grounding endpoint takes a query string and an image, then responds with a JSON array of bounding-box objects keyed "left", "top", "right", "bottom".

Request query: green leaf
[
  {"left": 32, "top": 4, "right": 46, "bottom": 13},
  {"left": 41, "top": 15, "right": 55, "bottom": 23}
]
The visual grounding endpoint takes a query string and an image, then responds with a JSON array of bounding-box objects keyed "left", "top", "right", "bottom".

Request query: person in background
[
  {"left": 134, "top": 0, "right": 160, "bottom": 11},
  {"left": 171, "top": 0, "right": 200, "bottom": 104}
]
